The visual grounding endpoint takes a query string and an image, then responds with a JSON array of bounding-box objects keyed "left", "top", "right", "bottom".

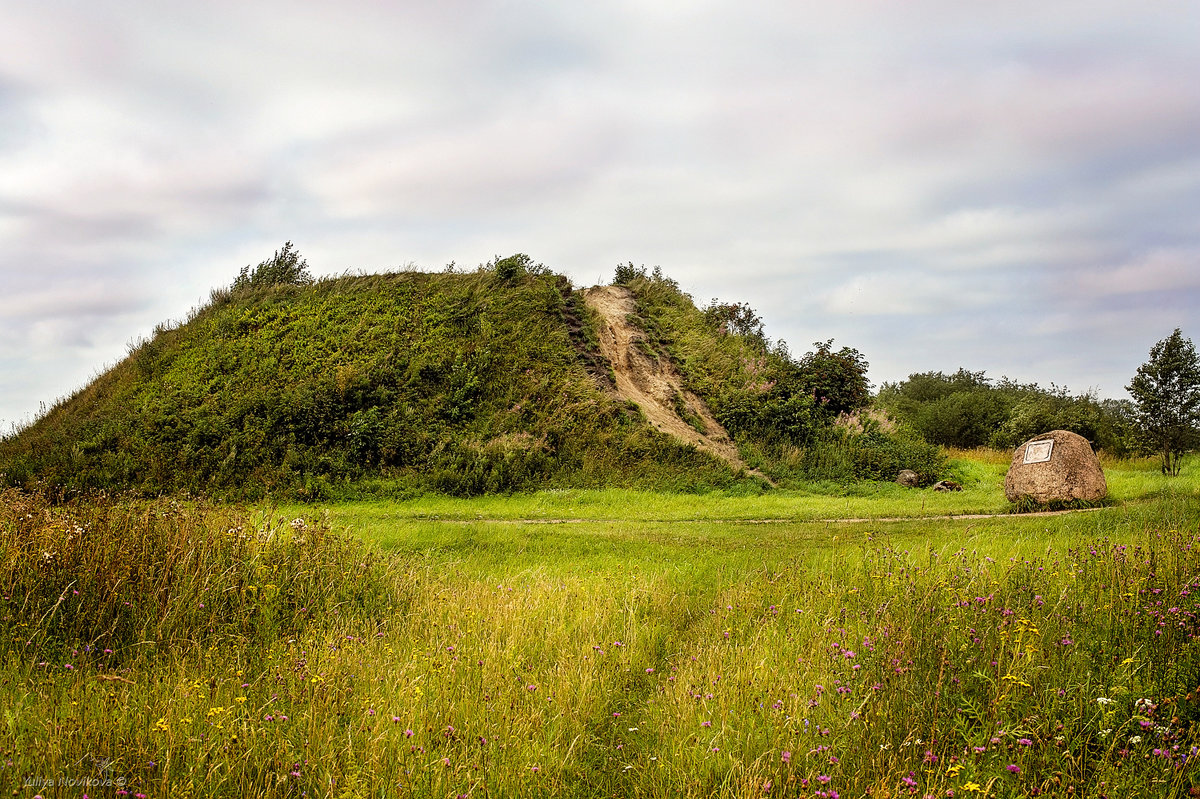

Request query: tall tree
[{"left": 1126, "top": 328, "right": 1200, "bottom": 476}]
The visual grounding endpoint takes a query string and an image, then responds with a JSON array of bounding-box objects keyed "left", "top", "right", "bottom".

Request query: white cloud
[
  {"left": 0, "top": 0, "right": 1198, "bottom": 427},
  {"left": 1074, "top": 248, "right": 1200, "bottom": 298}
]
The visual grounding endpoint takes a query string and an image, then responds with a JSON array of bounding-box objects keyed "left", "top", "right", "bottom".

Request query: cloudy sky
[{"left": 2, "top": 0, "right": 1199, "bottom": 431}]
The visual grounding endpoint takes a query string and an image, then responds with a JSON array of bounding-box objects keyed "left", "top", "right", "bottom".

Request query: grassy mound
[
  {"left": 1, "top": 255, "right": 948, "bottom": 499},
  {"left": 0, "top": 267, "right": 738, "bottom": 499}
]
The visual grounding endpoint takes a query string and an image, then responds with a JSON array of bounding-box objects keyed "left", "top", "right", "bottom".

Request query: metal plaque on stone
[{"left": 1022, "top": 439, "right": 1054, "bottom": 464}]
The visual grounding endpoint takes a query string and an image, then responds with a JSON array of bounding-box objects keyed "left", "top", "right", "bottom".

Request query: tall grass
[
  {"left": 0, "top": 490, "right": 401, "bottom": 665},
  {"left": 2, "top": 483, "right": 1199, "bottom": 797}
]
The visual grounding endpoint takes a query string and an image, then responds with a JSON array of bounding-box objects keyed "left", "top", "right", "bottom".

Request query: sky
[{"left": 2, "top": 0, "right": 1199, "bottom": 431}]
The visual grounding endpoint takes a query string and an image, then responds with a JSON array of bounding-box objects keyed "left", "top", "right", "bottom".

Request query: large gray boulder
[{"left": 1004, "top": 430, "right": 1107, "bottom": 504}]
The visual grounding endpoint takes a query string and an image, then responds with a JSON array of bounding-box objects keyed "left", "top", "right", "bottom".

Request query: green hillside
[{"left": 0, "top": 250, "right": 942, "bottom": 499}]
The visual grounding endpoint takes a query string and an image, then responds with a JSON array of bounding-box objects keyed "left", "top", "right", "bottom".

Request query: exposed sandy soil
[{"left": 583, "top": 285, "right": 772, "bottom": 483}]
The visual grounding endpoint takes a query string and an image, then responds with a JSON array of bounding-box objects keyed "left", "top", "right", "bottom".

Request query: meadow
[{"left": 2, "top": 454, "right": 1199, "bottom": 797}]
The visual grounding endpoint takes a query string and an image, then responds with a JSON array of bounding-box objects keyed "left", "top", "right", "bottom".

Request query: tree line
[{"left": 877, "top": 329, "right": 1200, "bottom": 475}]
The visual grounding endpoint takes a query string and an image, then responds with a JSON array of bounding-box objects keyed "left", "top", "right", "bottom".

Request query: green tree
[
  {"left": 798, "top": 340, "right": 871, "bottom": 418},
  {"left": 703, "top": 300, "right": 766, "bottom": 348},
  {"left": 1127, "top": 328, "right": 1200, "bottom": 475},
  {"left": 913, "top": 389, "right": 1009, "bottom": 448}
]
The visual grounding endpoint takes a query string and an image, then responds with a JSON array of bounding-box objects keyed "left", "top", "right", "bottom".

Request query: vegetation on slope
[
  {"left": 614, "top": 265, "right": 945, "bottom": 486},
  {"left": 2, "top": 250, "right": 953, "bottom": 499},
  {"left": 0, "top": 252, "right": 738, "bottom": 499}
]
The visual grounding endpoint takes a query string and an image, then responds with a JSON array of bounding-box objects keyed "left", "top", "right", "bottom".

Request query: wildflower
[
  {"left": 963, "top": 783, "right": 982, "bottom": 793},
  {"left": 1096, "top": 697, "right": 1115, "bottom": 706},
  {"left": 701, "top": 720, "right": 712, "bottom": 727},
  {"left": 817, "top": 775, "right": 831, "bottom": 784},
  {"left": 1006, "top": 764, "right": 1020, "bottom": 774},
  {"left": 405, "top": 729, "right": 414, "bottom": 737},
  {"left": 1130, "top": 735, "right": 1142, "bottom": 744},
  {"left": 1017, "top": 738, "right": 1032, "bottom": 746},
  {"left": 781, "top": 750, "right": 791, "bottom": 764}
]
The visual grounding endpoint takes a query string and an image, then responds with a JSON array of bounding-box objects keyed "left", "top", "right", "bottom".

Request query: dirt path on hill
[{"left": 583, "top": 285, "right": 772, "bottom": 483}]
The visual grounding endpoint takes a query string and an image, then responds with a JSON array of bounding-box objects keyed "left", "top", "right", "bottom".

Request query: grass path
[{"left": 349, "top": 505, "right": 1114, "bottom": 525}]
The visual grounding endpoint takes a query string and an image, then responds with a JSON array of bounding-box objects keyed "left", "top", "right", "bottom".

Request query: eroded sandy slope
[{"left": 583, "top": 285, "right": 760, "bottom": 478}]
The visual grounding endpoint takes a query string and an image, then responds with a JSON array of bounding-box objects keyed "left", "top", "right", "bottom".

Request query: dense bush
[
  {"left": 879, "top": 369, "right": 1133, "bottom": 453},
  {"left": 799, "top": 427, "right": 946, "bottom": 485}
]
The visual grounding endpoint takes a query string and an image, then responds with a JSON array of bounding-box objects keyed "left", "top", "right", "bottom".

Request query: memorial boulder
[{"left": 1004, "top": 430, "right": 1107, "bottom": 505}]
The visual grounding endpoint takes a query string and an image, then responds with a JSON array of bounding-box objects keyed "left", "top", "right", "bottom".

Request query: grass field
[{"left": 2, "top": 454, "right": 1199, "bottom": 797}]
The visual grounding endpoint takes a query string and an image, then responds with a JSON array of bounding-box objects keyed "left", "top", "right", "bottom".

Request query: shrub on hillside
[{"left": 232, "top": 241, "right": 313, "bottom": 292}]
